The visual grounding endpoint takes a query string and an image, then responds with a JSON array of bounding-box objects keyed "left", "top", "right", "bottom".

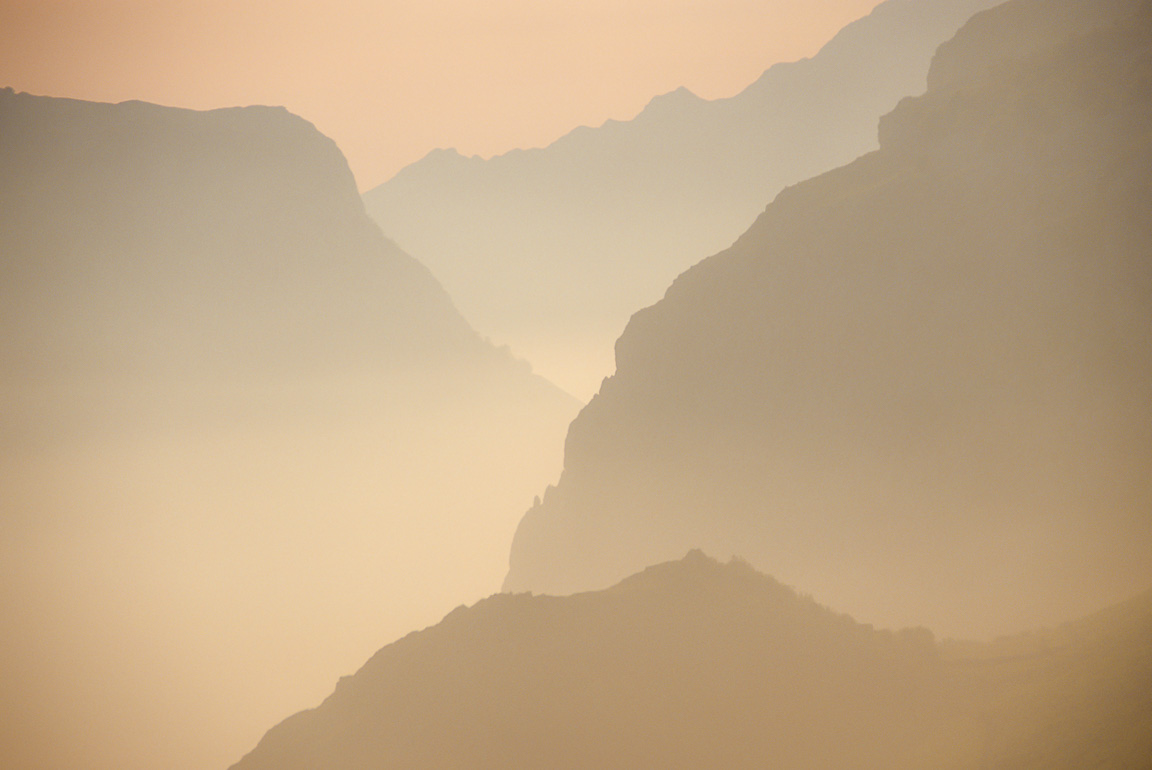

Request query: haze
[{"left": 3, "top": 0, "right": 1149, "bottom": 769}]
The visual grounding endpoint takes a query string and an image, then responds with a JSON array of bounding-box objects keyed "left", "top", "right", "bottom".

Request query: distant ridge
[
  {"left": 0, "top": 88, "right": 475, "bottom": 379},
  {"left": 233, "top": 551, "right": 1152, "bottom": 769},
  {"left": 364, "top": 0, "right": 1000, "bottom": 398}
]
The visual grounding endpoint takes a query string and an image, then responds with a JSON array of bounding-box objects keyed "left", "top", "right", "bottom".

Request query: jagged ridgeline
[
  {"left": 233, "top": 552, "right": 1152, "bottom": 769},
  {"left": 0, "top": 91, "right": 578, "bottom": 770},
  {"left": 364, "top": 0, "right": 1002, "bottom": 399},
  {"left": 504, "top": 0, "right": 1152, "bottom": 639}
]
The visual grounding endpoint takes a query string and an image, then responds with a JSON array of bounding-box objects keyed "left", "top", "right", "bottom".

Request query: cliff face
[
  {"left": 363, "top": 0, "right": 999, "bottom": 398},
  {"left": 234, "top": 551, "right": 1152, "bottom": 770},
  {"left": 0, "top": 91, "right": 578, "bottom": 770},
  {"left": 503, "top": 0, "right": 1152, "bottom": 638}
]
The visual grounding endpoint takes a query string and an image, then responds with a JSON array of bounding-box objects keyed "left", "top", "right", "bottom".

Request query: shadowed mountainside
[
  {"left": 503, "top": 0, "right": 1152, "bottom": 639},
  {"left": 0, "top": 91, "right": 470, "bottom": 381},
  {"left": 364, "top": 0, "right": 999, "bottom": 398},
  {"left": 0, "top": 89, "right": 579, "bottom": 770},
  {"left": 233, "top": 551, "right": 1152, "bottom": 769}
]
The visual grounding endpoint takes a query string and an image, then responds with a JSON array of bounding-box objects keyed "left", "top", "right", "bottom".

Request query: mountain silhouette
[
  {"left": 0, "top": 90, "right": 579, "bottom": 770},
  {"left": 503, "top": 0, "right": 1152, "bottom": 639},
  {"left": 0, "top": 90, "right": 485, "bottom": 379},
  {"left": 233, "top": 551, "right": 1152, "bottom": 769},
  {"left": 364, "top": 0, "right": 1000, "bottom": 398}
]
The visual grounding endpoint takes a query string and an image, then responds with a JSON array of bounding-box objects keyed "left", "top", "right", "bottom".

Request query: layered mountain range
[
  {"left": 0, "top": 90, "right": 578, "bottom": 770},
  {"left": 9, "top": 0, "right": 1152, "bottom": 767},
  {"left": 504, "top": 0, "right": 1152, "bottom": 639},
  {"left": 234, "top": 551, "right": 1152, "bottom": 769},
  {"left": 232, "top": 1, "right": 1152, "bottom": 766},
  {"left": 364, "top": 0, "right": 1000, "bottom": 398}
]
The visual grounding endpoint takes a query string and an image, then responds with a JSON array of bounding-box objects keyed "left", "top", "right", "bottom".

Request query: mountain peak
[{"left": 635, "top": 85, "right": 703, "bottom": 119}]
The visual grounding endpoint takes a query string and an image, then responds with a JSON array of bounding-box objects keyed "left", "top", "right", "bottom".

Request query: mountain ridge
[
  {"left": 231, "top": 550, "right": 948, "bottom": 770},
  {"left": 364, "top": 0, "right": 1000, "bottom": 399},
  {"left": 233, "top": 550, "right": 1152, "bottom": 769}
]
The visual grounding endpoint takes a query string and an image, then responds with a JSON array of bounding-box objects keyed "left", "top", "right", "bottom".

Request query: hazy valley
[{"left": 1, "top": 0, "right": 1150, "bottom": 768}]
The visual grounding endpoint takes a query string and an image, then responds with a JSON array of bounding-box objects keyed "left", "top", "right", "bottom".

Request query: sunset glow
[{"left": 2, "top": 0, "right": 878, "bottom": 188}]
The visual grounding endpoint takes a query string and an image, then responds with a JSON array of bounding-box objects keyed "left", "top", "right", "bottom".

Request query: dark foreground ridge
[
  {"left": 233, "top": 550, "right": 1152, "bottom": 769},
  {"left": 0, "top": 86, "right": 579, "bottom": 436}
]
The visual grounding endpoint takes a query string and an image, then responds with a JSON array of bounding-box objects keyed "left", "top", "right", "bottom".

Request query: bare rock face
[
  {"left": 503, "top": 0, "right": 1152, "bottom": 639},
  {"left": 363, "top": 0, "right": 1001, "bottom": 399}
]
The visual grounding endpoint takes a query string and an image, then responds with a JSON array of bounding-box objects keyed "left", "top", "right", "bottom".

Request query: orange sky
[{"left": 2, "top": 0, "right": 880, "bottom": 190}]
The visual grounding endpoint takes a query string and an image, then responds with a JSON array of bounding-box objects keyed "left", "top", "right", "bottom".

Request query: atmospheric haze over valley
[{"left": 1, "top": 1, "right": 1150, "bottom": 769}]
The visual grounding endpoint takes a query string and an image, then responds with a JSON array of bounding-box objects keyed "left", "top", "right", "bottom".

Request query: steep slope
[
  {"left": 233, "top": 552, "right": 1152, "bottom": 769},
  {"left": 504, "top": 0, "right": 1152, "bottom": 639},
  {"left": 0, "top": 90, "right": 579, "bottom": 770},
  {"left": 364, "top": 0, "right": 999, "bottom": 398}
]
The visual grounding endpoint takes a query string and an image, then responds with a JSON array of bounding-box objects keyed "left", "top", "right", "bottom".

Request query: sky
[{"left": 2, "top": 0, "right": 881, "bottom": 191}]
